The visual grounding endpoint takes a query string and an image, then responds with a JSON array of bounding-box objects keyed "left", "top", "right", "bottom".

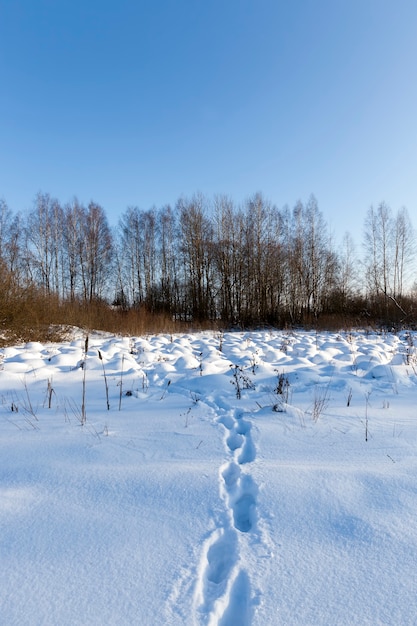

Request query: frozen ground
[{"left": 1, "top": 329, "right": 417, "bottom": 625}]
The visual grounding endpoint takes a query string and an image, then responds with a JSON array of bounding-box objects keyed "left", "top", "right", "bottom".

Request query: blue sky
[{"left": 1, "top": 0, "right": 416, "bottom": 243}]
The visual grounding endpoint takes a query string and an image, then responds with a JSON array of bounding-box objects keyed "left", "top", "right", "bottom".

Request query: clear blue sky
[{"left": 1, "top": 0, "right": 416, "bottom": 243}]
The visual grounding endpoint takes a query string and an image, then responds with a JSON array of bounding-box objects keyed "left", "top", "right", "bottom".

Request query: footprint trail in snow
[{"left": 194, "top": 401, "right": 264, "bottom": 625}]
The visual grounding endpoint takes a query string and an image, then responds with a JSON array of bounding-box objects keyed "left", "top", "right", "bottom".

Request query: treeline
[{"left": 0, "top": 191, "right": 416, "bottom": 340}]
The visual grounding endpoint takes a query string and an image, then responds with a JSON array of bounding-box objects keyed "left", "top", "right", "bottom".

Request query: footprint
[
  {"left": 231, "top": 474, "right": 258, "bottom": 533},
  {"left": 237, "top": 437, "right": 256, "bottom": 464},
  {"left": 221, "top": 462, "right": 241, "bottom": 489},
  {"left": 205, "top": 528, "right": 237, "bottom": 585},
  {"left": 231, "top": 418, "right": 256, "bottom": 464},
  {"left": 218, "top": 414, "right": 235, "bottom": 430},
  {"left": 233, "top": 493, "right": 256, "bottom": 532},
  {"left": 236, "top": 418, "right": 251, "bottom": 435},
  {"left": 226, "top": 431, "right": 243, "bottom": 451},
  {"left": 195, "top": 528, "right": 239, "bottom": 616},
  {"left": 219, "top": 570, "right": 252, "bottom": 626}
]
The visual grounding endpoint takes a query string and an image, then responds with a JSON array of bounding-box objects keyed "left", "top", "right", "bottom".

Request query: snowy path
[{"left": 193, "top": 402, "right": 262, "bottom": 625}]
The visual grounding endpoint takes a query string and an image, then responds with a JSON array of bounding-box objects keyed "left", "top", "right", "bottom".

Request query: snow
[{"left": 1, "top": 329, "right": 417, "bottom": 625}]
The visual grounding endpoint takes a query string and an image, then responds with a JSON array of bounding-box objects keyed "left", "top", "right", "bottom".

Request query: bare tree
[
  {"left": 142, "top": 208, "right": 158, "bottom": 310},
  {"left": 25, "top": 192, "right": 63, "bottom": 295},
  {"left": 241, "top": 193, "right": 269, "bottom": 323},
  {"left": 0, "top": 199, "right": 21, "bottom": 280},
  {"left": 118, "top": 206, "right": 145, "bottom": 306},
  {"left": 213, "top": 195, "right": 244, "bottom": 323},
  {"left": 79, "top": 202, "right": 113, "bottom": 302},
  {"left": 0, "top": 199, "right": 12, "bottom": 261},
  {"left": 392, "top": 207, "right": 414, "bottom": 298},
  {"left": 178, "top": 194, "right": 215, "bottom": 321},
  {"left": 363, "top": 202, "right": 417, "bottom": 319},
  {"left": 289, "top": 198, "right": 308, "bottom": 316},
  {"left": 363, "top": 203, "right": 392, "bottom": 299},
  {"left": 0, "top": 200, "right": 22, "bottom": 317},
  {"left": 63, "top": 199, "right": 85, "bottom": 301},
  {"left": 282, "top": 196, "right": 337, "bottom": 322},
  {"left": 158, "top": 204, "right": 179, "bottom": 313},
  {"left": 304, "top": 195, "right": 334, "bottom": 318},
  {"left": 334, "top": 231, "right": 359, "bottom": 312}
]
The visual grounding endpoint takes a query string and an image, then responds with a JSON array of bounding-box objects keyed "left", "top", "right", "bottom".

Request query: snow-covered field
[{"left": 1, "top": 329, "right": 417, "bottom": 625}]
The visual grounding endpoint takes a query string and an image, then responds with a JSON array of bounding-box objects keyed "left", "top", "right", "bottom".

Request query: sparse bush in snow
[{"left": 230, "top": 364, "right": 255, "bottom": 399}]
